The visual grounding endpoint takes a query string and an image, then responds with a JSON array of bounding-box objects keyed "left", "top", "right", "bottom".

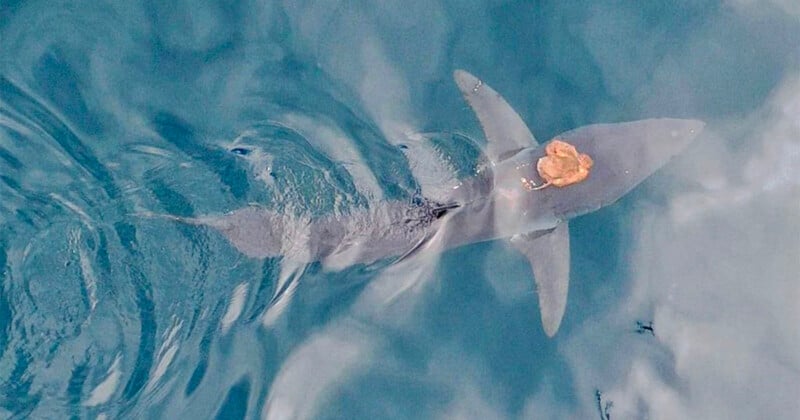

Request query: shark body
[{"left": 183, "top": 70, "right": 704, "bottom": 336}]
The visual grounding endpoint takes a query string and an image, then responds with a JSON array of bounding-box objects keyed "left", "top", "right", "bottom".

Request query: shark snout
[
  {"left": 623, "top": 118, "right": 705, "bottom": 178},
  {"left": 655, "top": 118, "right": 705, "bottom": 157}
]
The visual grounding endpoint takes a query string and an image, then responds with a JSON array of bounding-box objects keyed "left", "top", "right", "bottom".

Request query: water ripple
[{"left": 0, "top": 38, "right": 433, "bottom": 418}]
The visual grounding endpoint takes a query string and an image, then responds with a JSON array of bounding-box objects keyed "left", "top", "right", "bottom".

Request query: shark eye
[{"left": 231, "top": 147, "right": 251, "bottom": 156}]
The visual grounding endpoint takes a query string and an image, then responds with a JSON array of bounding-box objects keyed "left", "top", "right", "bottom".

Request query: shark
[{"left": 171, "top": 70, "right": 704, "bottom": 337}]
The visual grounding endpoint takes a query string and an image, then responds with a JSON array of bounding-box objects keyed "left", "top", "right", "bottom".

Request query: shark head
[
  {"left": 454, "top": 69, "right": 704, "bottom": 337},
  {"left": 499, "top": 118, "right": 705, "bottom": 221}
]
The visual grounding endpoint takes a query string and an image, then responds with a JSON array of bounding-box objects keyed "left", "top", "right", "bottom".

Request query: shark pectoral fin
[
  {"left": 453, "top": 69, "right": 537, "bottom": 163},
  {"left": 509, "top": 222, "right": 570, "bottom": 337},
  {"left": 393, "top": 231, "right": 436, "bottom": 265}
]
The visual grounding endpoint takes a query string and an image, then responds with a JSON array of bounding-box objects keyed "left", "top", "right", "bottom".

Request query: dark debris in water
[
  {"left": 595, "top": 389, "right": 613, "bottom": 420},
  {"left": 635, "top": 320, "right": 655, "bottom": 336}
]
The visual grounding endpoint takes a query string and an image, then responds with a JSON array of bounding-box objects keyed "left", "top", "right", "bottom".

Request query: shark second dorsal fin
[
  {"left": 509, "top": 222, "right": 570, "bottom": 337},
  {"left": 454, "top": 69, "right": 537, "bottom": 163}
]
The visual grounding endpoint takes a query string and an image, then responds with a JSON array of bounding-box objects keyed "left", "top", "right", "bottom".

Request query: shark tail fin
[{"left": 509, "top": 222, "right": 570, "bottom": 337}]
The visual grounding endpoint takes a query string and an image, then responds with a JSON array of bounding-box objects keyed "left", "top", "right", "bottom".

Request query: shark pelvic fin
[
  {"left": 510, "top": 222, "right": 570, "bottom": 337},
  {"left": 453, "top": 69, "right": 537, "bottom": 163}
]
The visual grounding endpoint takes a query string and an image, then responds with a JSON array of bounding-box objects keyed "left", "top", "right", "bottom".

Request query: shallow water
[{"left": 1, "top": 1, "right": 799, "bottom": 419}]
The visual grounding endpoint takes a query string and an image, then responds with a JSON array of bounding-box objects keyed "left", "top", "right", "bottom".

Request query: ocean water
[{"left": 1, "top": 1, "right": 799, "bottom": 419}]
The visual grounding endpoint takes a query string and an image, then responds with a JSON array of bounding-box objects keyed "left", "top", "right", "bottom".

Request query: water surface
[{"left": 1, "top": 1, "right": 799, "bottom": 418}]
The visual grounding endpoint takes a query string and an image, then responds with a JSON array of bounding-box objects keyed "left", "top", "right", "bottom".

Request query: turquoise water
[{"left": 2, "top": 2, "right": 799, "bottom": 419}]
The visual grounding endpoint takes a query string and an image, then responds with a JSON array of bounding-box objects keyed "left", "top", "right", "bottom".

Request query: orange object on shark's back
[{"left": 534, "top": 140, "right": 594, "bottom": 190}]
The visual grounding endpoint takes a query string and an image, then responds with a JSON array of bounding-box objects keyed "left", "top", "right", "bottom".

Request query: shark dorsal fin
[
  {"left": 509, "top": 222, "right": 570, "bottom": 337},
  {"left": 454, "top": 69, "right": 537, "bottom": 164}
]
